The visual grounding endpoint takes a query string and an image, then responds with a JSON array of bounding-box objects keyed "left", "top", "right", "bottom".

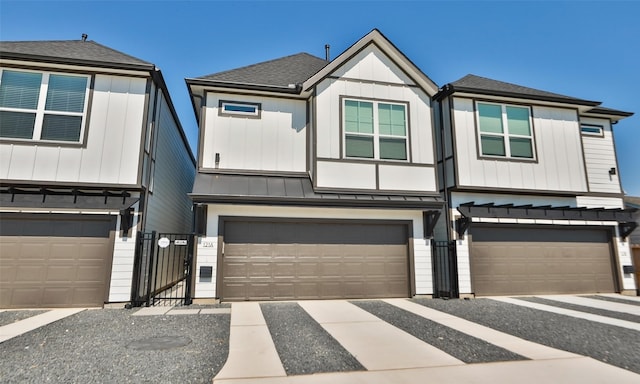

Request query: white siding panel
[
  {"left": 1, "top": 74, "right": 146, "bottom": 185},
  {"left": 581, "top": 118, "right": 621, "bottom": 193},
  {"left": 576, "top": 196, "right": 624, "bottom": 209},
  {"left": 202, "top": 94, "right": 306, "bottom": 173},
  {"left": 453, "top": 98, "right": 588, "bottom": 193},
  {"left": 378, "top": 165, "right": 436, "bottom": 192},
  {"left": 316, "top": 161, "right": 376, "bottom": 190},
  {"left": 332, "top": 45, "right": 415, "bottom": 85}
]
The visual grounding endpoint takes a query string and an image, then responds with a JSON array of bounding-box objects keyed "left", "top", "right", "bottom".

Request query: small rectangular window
[
  {"left": 580, "top": 124, "right": 604, "bottom": 137},
  {"left": 219, "top": 100, "right": 261, "bottom": 118}
]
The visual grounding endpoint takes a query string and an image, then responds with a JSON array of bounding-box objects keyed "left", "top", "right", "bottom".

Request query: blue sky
[{"left": 1, "top": 0, "right": 638, "bottom": 195}]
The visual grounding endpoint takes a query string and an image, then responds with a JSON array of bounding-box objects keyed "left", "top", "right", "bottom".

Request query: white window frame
[
  {"left": 219, "top": 100, "right": 261, "bottom": 118},
  {"left": 580, "top": 124, "right": 604, "bottom": 137},
  {"left": 342, "top": 98, "right": 409, "bottom": 162},
  {"left": 475, "top": 101, "right": 536, "bottom": 160},
  {"left": 0, "top": 68, "right": 91, "bottom": 144}
]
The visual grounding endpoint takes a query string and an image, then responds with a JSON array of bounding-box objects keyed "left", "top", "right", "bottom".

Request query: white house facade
[
  {"left": 0, "top": 39, "right": 195, "bottom": 308},
  {"left": 187, "top": 30, "right": 446, "bottom": 301},
  {"left": 434, "top": 75, "right": 636, "bottom": 296}
]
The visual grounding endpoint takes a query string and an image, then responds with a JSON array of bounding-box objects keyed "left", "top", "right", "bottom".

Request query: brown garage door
[
  {"left": 470, "top": 225, "right": 616, "bottom": 296},
  {"left": 221, "top": 219, "right": 410, "bottom": 301},
  {"left": 0, "top": 213, "right": 116, "bottom": 308}
]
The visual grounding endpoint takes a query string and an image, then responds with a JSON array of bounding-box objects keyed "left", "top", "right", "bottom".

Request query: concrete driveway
[{"left": 1, "top": 294, "right": 639, "bottom": 383}]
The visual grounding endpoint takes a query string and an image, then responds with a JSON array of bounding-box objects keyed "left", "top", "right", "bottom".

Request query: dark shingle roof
[
  {"left": 0, "top": 40, "right": 153, "bottom": 69},
  {"left": 441, "top": 74, "right": 600, "bottom": 106},
  {"left": 585, "top": 106, "right": 633, "bottom": 117},
  {"left": 195, "top": 53, "right": 328, "bottom": 88}
]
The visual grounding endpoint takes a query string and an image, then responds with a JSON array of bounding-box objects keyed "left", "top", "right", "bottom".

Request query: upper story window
[
  {"left": 580, "top": 124, "right": 604, "bottom": 137},
  {"left": 344, "top": 98, "right": 408, "bottom": 161},
  {"left": 0, "top": 69, "right": 90, "bottom": 143},
  {"left": 219, "top": 100, "right": 261, "bottom": 118},
  {"left": 477, "top": 102, "right": 535, "bottom": 160}
]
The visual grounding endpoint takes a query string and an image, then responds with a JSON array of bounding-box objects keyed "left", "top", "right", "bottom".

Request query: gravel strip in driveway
[
  {"left": 413, "top": 298, "right": 640, "bottom": 374},
  {"left": 0, "top": 307, "right": 230, "bottom": 384},
  {"left": 351, "top": 300, "right": 527, "bottom": 364},
  {"left": 587, "top": 295, "right": 640, "bottom": 307},
  {"left": 0, "top": 310, "right": 48, "bottom": 327},
  {"left": 517, "top": 297, "right": 640, "bottom": 323},
  {"left": 260, "top": 302, "right": 365, "bottom": 376}
]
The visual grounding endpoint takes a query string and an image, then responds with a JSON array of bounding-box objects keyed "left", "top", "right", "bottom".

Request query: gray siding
[{"left": 144, "top": 92, "right": 195, "bottom": 233}]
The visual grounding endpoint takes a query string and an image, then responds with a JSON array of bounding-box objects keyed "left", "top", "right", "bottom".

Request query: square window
[
  {"left": 343, "top": 98, "right": 408, "bottom": 161},
  {"left": 0, "top": 69, "right": 89, "bottom": 143},
  {"left": 477, "top": 102, "right": 535, "bottom": 160}
]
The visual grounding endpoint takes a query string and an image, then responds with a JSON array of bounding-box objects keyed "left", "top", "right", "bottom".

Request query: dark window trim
[
  {"left": 218, "top": 99, "right": 262, "bottom": 119},
  {"left": 580, "top": 123, "right": 605, "bottom": 138},
  {"left": 0, "top": 68, "right": 95, "bottom": 147},
  {"left": 339, "top": 95, "right": 412, "bottom": 163},
  {"left": 474, "top": 100, "right": 538, "bottom": 162}
]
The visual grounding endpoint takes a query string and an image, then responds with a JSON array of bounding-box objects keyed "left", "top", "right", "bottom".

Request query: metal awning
[
  {"left": 1, "top": 186, "right": 139, "bottom": 210},
  {"left": 456, "top": 201, "right": 638, "bottom": 238},
  {"left": 190, "top": 173, "right": 443, "bottom": 209}
]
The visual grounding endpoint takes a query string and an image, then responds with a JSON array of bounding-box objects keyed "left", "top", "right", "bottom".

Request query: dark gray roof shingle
[
  {"left": 195, "top": 52, "right": 328, "bottom": 88},
  {"left": 0, "top": 40, "right": 153, "bottom": 69},
  {"left": 443, "top": 74, "right": 600, "bottom": 106}
]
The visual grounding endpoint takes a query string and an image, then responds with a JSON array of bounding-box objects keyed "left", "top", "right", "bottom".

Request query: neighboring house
[
  {"left": 0, "top": 37, "right": 196, "bottom": 308},
  {"left": 435, "top": 74, "right": 637, "bottom": 296},
  {"left": 624, "top": 196, "right": 640, "bottom": 293},
  {"left": 186, "top": 30, "right": 445, "bottom": 301}
]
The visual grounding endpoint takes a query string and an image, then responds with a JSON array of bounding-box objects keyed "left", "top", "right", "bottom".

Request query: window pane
[
  {"left": 345, "top": 134, "right": 374, "bottom": 158},
  {"left": 41, "top": 114, "right": 82, "bottom": 141},
  {"left": 581, "top": 125, "right": 602, "bottom": 135},
  {"left": 478, "top": 103, "right": 503, "bottom": 133},
  {"left": 0, "top": 70, "right": 42, "bottom": 110},
  {"left": 345, "top": 100, "right": 373, "bottom": 134},
  {"left": 510, "top": 137, "right": 533, "bottom": 158},
  {"left": 380, "top": 137, "right": 407, "bottom": 160},
  {"left": 378, "top": 103, "right": 391, "bottom": 135},
  {"left": 506, "top": 106, "right": 531, "bottom": 136},
  {"left": 481, "top": 135, "right": 505, "bottom": 156},
  {"left": 224, "top": 104, "right": 256, "bottom": 113},
  {"left": 45, "top": 74, "right": 87, "bottom": 113},
  {"left": 0, "top": 110, "right": 36, "bottom": 139},
  {"left": 379, "top": 103, "right": 406, "bottom": 136}
]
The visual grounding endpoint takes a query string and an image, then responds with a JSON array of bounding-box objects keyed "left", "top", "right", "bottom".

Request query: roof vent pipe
[
  {"left": 81, "top": 33, "right": 88, "bottom": 42},
  {"left": 325, "top": 44, "right": 330, "bottom": 61}
]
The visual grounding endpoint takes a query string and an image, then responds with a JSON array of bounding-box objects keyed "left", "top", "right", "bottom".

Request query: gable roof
[
  {"left": 437, "top": 74, "right": 600, "bottom": 106},
  {"left": 0, "top": 40, "right": 154, "bottom": 71},
  {"left": 303, "top": 29, "right": 439, "bottom": 96},
  {"left": 192, "top": 52, "right": 328, "bottom": 91}
]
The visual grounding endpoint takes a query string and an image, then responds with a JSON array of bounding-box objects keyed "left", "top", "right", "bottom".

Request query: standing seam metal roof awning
[{"left": 190, "top": 173, "right": 443, "bottom": 209}]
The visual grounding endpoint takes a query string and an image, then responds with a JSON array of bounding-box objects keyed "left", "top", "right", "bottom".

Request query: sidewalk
[{"left": 0, "top": 308, "right": 85, "bottom": 343}]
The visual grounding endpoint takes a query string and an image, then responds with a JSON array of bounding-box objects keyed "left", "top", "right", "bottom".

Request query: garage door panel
[
  {"left": 470, "top": 225, "right": 615, "bottom": 296},
  {"left": 221, "top": 220, "right": 410, "bottom": 301},
  {"left": 0, "top": 213, "right": 115, "bottom": 308}
]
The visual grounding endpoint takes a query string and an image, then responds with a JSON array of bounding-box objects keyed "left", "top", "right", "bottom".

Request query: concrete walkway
[
  {"left": 213, "top": 299, "right": 640, "bottom": 383},
  {"left": 0, "top": 308, "right": 85, "bottom": 343}
]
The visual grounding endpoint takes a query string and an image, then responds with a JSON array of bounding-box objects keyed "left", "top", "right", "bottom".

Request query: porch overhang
[
  {"left": 456, "top": 201, "right": 638, "bottom": 238},
  {"left": 190, "top": 173, "right": 444, "bottom": 210},
  {"left": 0, "top": 185, "right": 140, "bottom": 211}
]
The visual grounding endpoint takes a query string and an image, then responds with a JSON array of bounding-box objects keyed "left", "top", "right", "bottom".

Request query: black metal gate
[
  {"left": 432, "top": 240, "right": 459, "bottom": 298},
  {"left": 129, "top": 231, "right": 195, "bottom": 307}
]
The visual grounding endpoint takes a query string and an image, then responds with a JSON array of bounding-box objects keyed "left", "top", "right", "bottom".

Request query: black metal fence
[
  {"left": 129, "top": 231, "right": 195, "bottom": 307},
  {"left": 432, "top": 240, "right": 459, "bottom": 298}
]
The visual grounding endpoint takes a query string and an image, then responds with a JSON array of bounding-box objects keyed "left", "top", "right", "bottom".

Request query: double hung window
[
  {"left": 0, "top": 69, "right": 90, "bottom": 143},
  {"left": 580, "top": 124, "right": 604, "bottom": 137},
  {"left": 477, "top": 102, "right": 534, "bottom": 159},
  {"left": 344, "top": 99, "right": 408, "bottom": 161}
]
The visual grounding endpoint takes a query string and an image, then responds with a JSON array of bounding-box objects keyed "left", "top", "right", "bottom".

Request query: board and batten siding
[
  {"left": 452, "top": 98, "right": 588, "bottom": 193},
  {"left": 0, "top": 74, "right": 146, "bottom": 185},
  {"left": 201, "top": 94, "right": 306, "bottom": 173},
  {"left": 314, "top": 44, "right": 436, "bottom": 193},
  {"left": 143, "top": 92, "right": 195, "bottom": 233},
  {"left": 580, "top": 117, "right": 622, "bottom": 194}
]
